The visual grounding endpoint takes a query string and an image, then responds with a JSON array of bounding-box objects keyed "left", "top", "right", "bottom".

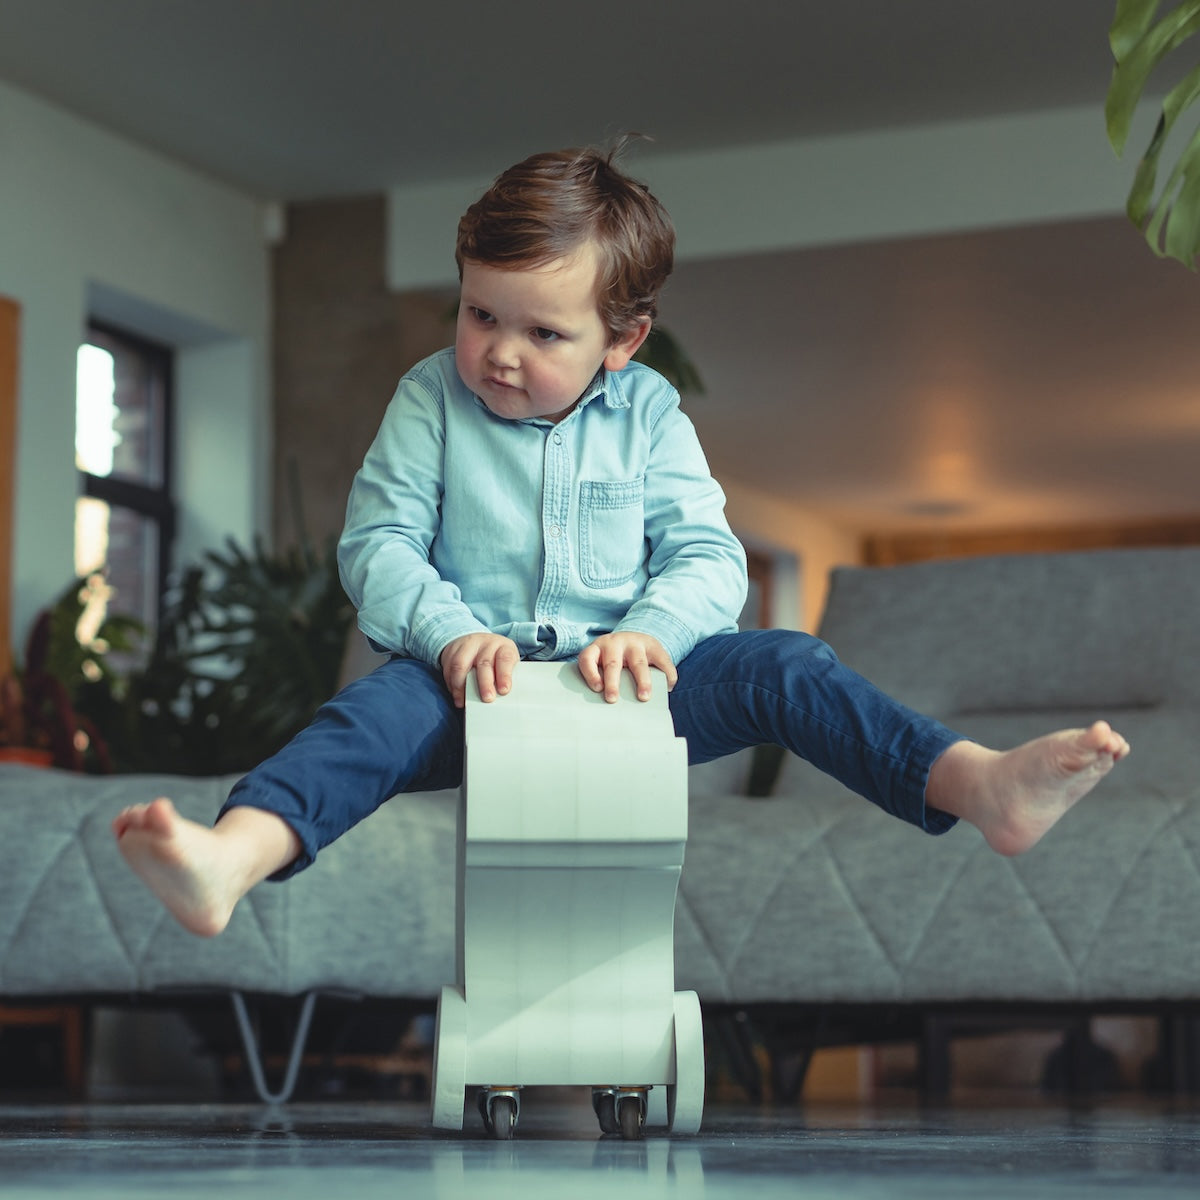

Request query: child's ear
[{"left": 603, "top": 318, "right": 652, "bottom": 372}]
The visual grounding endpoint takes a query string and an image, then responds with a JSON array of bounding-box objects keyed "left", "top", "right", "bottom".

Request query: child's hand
[
  {"left": 577, "top": 633, "right": 677, "bottom": 703},
  {"left": 440, "top": 633, "right": 520, "bottom": 708}
]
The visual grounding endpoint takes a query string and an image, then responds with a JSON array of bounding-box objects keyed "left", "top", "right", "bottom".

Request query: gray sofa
[{"left": 3, "top": 547, "right": 1198, "bottom": 1098}]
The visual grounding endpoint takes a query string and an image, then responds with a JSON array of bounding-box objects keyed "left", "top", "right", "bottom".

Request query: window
[{"left": 75, "top": 322, "right": 175, "bottom": 644}]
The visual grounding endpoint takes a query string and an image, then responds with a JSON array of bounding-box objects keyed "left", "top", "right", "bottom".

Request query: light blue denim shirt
[{"left": 338, "top": 347, "right": 748, "bottom": 668}]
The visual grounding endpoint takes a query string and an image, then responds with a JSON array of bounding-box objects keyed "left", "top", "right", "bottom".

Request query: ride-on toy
[{"left": 430, "top": 661, "right": 704, "bottom": 1139}]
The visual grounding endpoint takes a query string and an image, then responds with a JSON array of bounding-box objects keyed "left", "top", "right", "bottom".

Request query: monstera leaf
[{"left": 1107, "top": 0, "right": 1200, "bottom": 266}]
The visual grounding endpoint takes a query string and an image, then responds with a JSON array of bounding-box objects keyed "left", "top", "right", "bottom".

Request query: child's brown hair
[{"left": 455, "top": 141, "right": 675, "bottom": 345}]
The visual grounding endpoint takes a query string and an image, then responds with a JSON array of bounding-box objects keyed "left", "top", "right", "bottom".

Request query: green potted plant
[
  {"left": 0, "top": 576, "right": 132, "bottom": 771},
  {"left": 76, "top": 534, "right": 355, "bottom": 776}
]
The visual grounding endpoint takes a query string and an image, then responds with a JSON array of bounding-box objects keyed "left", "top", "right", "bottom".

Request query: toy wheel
[
  {"left": 617, "top": 1093, "right": 645, "bottom": 1141},
  {"left": 592, "top": 1089, "right": 618, "bottom": 1135},
  {"left": 667, "top": 991, "right": 705, "bottom": 1135},
  {"left": 489, "top": 1094, "right": 518, "bottom": 1140},
  {"left": 431, "top": 985, "right": 467, "bottom": 1130}
]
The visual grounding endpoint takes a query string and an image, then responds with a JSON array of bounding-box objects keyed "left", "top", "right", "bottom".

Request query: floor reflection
[{"left": 0, "top": 1097, "right": 1198, "bottom": 1199}]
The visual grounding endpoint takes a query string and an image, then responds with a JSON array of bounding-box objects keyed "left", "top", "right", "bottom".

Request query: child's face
[{"left": 456, "top": 242, "right": 648, "bottom": 424}]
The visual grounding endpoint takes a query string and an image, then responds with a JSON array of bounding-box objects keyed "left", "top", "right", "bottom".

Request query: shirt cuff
[
  {"left": 409, "top": 609, "right": 491, "bottom": 669},
  {"left": 614, "top": 608, "right": 696, "bottom": 666}
]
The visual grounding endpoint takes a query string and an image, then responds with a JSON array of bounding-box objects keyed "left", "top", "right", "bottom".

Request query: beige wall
[{"left": 723, "top": 479, "right": 862, "bottom": 631}]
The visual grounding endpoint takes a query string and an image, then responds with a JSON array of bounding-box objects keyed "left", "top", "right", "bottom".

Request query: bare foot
[
  {"left": 928, "top": 721, "right": 1130, "bottom": 856},
  {"left": 113, "top": 799, "right": 300, "bottom": 937}
]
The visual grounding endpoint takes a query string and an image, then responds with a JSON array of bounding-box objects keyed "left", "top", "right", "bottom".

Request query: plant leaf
[
  {"left": 1143, "top": 117, "right": 1200, "bottom": 259},
  {"left": 1110, "top": 0, "right": 1165, "bottom": 60},
  {"left": 1166, "top": 175, "right": 1200, "bottom": 262},
  {"left": 1126, "top": 62, "right": 1200, "bottom": 225},
  {"left": 1107, "top": 0, "right": 1200, "bottom": 155},
  {"left": 1128, "top": 114, "right": 1167, "bottom": 223}
]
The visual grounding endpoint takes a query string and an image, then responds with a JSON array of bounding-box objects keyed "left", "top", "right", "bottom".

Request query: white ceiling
[
  {"left": 0, "top": 0, "right": 1116, "bottom": 199},
  {"left": 2, "top": 0, "right": 1198, "bottom": 539}
]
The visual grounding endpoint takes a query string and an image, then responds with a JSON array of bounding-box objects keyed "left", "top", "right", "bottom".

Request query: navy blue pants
[{"left": 221, "top": 629, "right": 961, "bottom": 878}]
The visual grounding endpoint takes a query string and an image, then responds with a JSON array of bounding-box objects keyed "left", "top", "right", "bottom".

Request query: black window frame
[{"left": 78, "top": 319, "right": 177, "bottom": 619}]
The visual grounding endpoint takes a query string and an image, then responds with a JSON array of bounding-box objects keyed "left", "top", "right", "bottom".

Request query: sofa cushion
[{"left": 0, "top": 765, "right": 457, "bottom": 999}]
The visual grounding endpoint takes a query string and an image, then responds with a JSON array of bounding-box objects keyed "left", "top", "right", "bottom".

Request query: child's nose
[{"left": 487, "top": 333, "right": 519, "bottom": 368}]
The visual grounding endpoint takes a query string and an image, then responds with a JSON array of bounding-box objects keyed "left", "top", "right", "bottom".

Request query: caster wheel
[
  {"left": 617, "top": 1093, "right": 645, "bottom": 1141},
  {"left": 489, "top": 1094, "right": 517, "bottom": 1140},
  {"left": 478, "top": 1088, "right": 520, "bottom": 1139},
  {"left": 592, "top": 1089, "right": 618, "bottom": 1135}
]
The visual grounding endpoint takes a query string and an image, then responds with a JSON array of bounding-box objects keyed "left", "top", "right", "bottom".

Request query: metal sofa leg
[
  {"left": 709, "top": 1009, "right": 764, "bottom": 1103},
  {"left": 229, "top": 990, "right": 318, "bottom": 1104},
  {"left": 919, "top": 1014, "right": 952, "bottom": 1101},
  {"left": 1157, "top": 1013, "right": 1200, "bottom": 1096}
]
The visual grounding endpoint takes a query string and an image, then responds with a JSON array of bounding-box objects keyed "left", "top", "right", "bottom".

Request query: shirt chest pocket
[{"left": 577, "top": 478, "right": 646, "bottom": 588}]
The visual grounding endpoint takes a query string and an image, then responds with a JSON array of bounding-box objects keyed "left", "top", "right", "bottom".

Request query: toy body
[{"left": 431, "top": 661, "right": 704, "bottom": 1138}]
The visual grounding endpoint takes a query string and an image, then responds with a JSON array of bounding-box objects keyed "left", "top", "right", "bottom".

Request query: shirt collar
[{"left": 583, "top": 367, "right": 630, "bottom": 412}]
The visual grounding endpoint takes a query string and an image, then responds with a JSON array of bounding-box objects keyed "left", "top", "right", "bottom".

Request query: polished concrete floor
[{"left": 0, "top": 1092, "right": 1198, "bottom": 1199}]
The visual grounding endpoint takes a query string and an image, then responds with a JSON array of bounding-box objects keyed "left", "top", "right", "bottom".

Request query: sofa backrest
[{"left": 816, "top": 547, "right": 1200, "bottom": 719}]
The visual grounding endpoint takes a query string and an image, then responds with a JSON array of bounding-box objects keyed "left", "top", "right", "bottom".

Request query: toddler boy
[{"left": 115, "top": 145, "right": 1129, "bottom": 937}]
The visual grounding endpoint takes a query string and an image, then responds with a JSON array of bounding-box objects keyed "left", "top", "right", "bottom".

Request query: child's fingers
[
  {"left": 492, "top": 640, "right": 519, "bottom": 697},
  {"left": 577, "top": 643, "right": 603, "bottom": 692},
  {"left": 602, "top": 656, "right": 627, "bottom": 703},
  {"left": 474, "top": 638, "right": 519, "bottom": 702},
  {"left": 439, "top": 638, "right": 475, "bottom": 708},
  {"left": 622, "top": 654, "right": 674, "bottom": 702},
  {"left": 446, "top": 673, "right": 468, "bottom": 709},
  {"left": 647, "top": 644, "right": 678, "bottom": 692},
  {"left": 474, "top": 656, "right": 498, "bottom": 703},
  {"left": 440, "top": 659, "right": 463, "bottom": 707}
]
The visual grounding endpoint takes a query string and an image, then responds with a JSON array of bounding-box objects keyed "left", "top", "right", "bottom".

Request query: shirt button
[
  {"left": 553, "top": 433, "right": 562, "bottom": 445},
  {"left": 549, "top": 525, "right": 562, "bottom": 539}
]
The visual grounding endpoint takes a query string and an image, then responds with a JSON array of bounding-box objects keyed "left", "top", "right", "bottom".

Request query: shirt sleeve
[
  {"left": 613, "top": 394, "right": 748, "bottom": 663},
  {"left": 337, "top": 372, "right": 489, "bottom": 666}
]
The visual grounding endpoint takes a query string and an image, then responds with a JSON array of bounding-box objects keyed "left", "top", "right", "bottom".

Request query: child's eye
[
  {"left": 469, "top": 307, "right": 494, "bottom": 324},
  {"left": 533, "top": 327, "right": 560, "bottom": 342}
]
